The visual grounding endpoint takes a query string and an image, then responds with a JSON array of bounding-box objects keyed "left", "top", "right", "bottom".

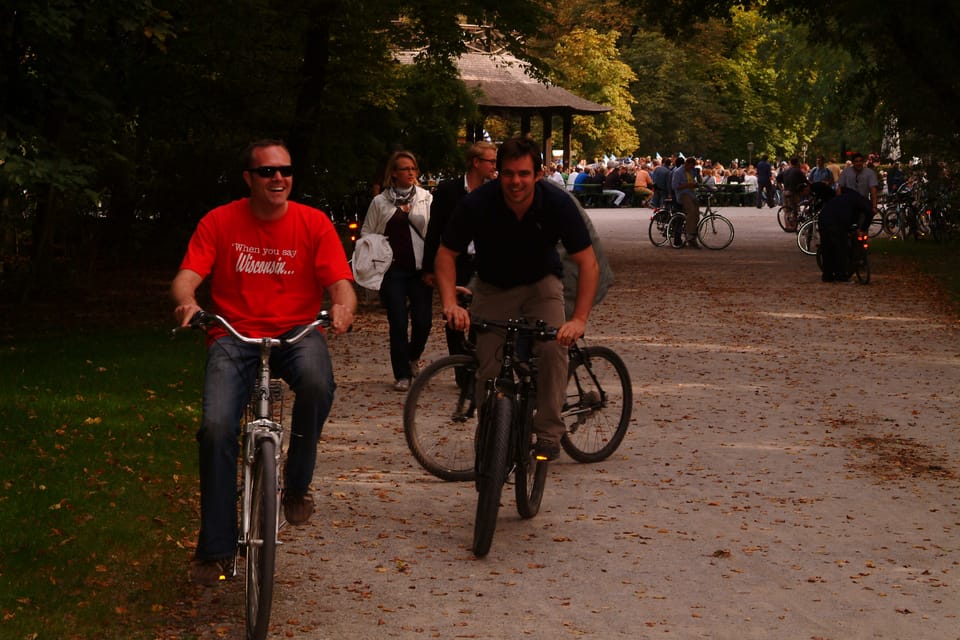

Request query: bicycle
[
  {"left": 174, "top": 310, "right": 332, "bottom": 640},
  {"left": 648, "top": 198, "right": 679, "bottom": 247},
  {"left": 404, "top": 322, "right": 632, "bottom": 485},
  {"left": 666, "top": 192, "right": 735, "bottom": 249}
]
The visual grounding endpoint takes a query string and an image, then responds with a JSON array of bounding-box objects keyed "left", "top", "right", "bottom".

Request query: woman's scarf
[{"left": 384, "top": 185, "right": 416, "bottom": 208}]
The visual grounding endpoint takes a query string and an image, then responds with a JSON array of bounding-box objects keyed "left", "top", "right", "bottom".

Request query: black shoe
[
  {"left": 189, "top": 556, "right": 233, "bottom": 586},
  {"left": 282, "top": 491, "right": 315, "bottom": 526},
  {"left": 534, "top": 439, "right": 561, "bottom": 462}
]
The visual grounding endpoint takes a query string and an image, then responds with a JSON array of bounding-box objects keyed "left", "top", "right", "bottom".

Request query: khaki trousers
[{"left": 470, "top": 275, "right": 568, "bottom": 444}]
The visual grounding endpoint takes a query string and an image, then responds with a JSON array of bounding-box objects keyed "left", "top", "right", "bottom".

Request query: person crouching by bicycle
[
  {"left": 434, "top": 136, "right": 600, "bottom": 462},
  {"left": 171, "top": 139, "right": 356, "bottom": 585},
  {"left": 819, "top": 187, "right": 873, "bottom": 283}
]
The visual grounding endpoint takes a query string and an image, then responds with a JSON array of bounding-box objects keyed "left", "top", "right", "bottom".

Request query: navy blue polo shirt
[{"left": 441, "top": 179, "right": 592, "bottom": 289}]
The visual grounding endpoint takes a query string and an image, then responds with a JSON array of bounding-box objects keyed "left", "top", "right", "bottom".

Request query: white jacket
[{"left": 362, "top": 185, "right": 432, "bottom": 269}]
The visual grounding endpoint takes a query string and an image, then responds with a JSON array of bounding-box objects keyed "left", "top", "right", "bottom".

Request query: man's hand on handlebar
[
  {"left": 444, "top": 304, "right": 471, "bottom": 334},
  {"left": 329, "top": 303, "right": 353, "bottom": 335},
  {"left": 557, "top": 318, "right": 586, "bottom": 347},
  {"left": 174, "top": 302, "right": 202, "bottom": 328}
]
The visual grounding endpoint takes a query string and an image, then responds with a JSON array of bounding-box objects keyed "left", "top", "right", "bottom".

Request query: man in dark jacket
[{"left": 423, "top": 141, "right": 498, "bottom": 356}]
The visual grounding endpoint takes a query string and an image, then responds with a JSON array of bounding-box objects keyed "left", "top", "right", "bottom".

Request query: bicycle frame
[
  {"left": 236, "top": 341, "right": 284, "bottom": 577},
  {"left": 480, "top": 319, "right": 542, "bottom": 473}
]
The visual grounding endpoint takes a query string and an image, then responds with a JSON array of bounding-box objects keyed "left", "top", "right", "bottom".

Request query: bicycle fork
[{"left": 235, "top": 422, "right": 283, "bottom": 575}]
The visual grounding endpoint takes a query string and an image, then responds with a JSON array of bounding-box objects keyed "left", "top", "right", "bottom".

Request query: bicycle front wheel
[
  {"left": 247, "top": 438, "right": 277, "bottom": 640},
  {"left": 473, "top": 394, "right": 512, "bottom": 557},
  {"left": 697, "top": 214, "right": 734, "bottom": 250},
  {"left": 403, "top": 355, "right": 478, "bottom": 482},
  {"left": 797, "top": 219, "right": 820, "bottom": 255},
  {"left": 561, "top": 346, "right": 632, "bottom": 463},
  {"left": 776, "top": 206, "right": 789, "bottom": 231}
]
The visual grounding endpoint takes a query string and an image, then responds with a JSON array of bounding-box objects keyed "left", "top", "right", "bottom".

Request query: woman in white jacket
[{"left": 361, "top": 150, "right": 433, "bottom": 391}]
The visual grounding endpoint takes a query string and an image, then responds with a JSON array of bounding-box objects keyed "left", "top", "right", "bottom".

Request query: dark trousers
[
  {"left": 758, "top": 181, "right": 776, "bottom": 208},
  {"left": 820, "top": 224, "right": 848, "bottom": 281},
  {"left": 379, "top": 266, "right": 433, "bottom": 380}
]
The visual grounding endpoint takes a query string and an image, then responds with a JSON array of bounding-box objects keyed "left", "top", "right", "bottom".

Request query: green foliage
[
  {"left": 0, "top": 0, "right": 547, "bottom": 294},
  {"left": 550, "top": 29, "right": 638, "bottom": 158},
  {"left": 3, "top": 0, "right": 957, "bottom": 296},
  {"left": 764, "top": 0, "right": 960, "bottom": 159},
  {"left": 0, "top": 329, "right": 204, "bottom": 639}
]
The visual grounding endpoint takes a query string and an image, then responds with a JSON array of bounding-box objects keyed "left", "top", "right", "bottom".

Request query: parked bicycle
[
  {"left": 666, "top": 192, "right": 735, "bottom": 249},
  {"left": 648, "top": 198, "right": 679, "bottom": 247},
  {"left": 173, "top": 310, "right": 332, "bottom": 640}
]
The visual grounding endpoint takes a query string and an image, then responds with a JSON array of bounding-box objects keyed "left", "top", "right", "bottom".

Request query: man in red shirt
[{"left": 171, "top": 140, "right": 356, "bottom": 585}]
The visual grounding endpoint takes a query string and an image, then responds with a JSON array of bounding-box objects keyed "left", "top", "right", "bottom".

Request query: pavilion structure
[{"left": 395, "top": 36, "right": 611, "bottom": 168}]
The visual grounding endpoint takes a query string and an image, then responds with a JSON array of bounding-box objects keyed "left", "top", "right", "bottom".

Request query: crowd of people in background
[{"left": 514, "top": 151, "right": 915, "bottom": 211}]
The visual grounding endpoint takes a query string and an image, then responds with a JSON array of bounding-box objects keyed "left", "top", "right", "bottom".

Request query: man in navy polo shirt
[{"left": 434, "top": 136, "right": 600, "bottom": 461}]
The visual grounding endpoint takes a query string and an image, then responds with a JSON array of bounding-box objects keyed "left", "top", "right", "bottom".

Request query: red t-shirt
[{"left": 180, "top": 198, "right": 353, "bottom": 339}]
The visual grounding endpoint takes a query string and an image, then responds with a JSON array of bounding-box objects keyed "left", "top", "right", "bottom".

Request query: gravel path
[{"left": 171, "top": 205, "right": 960, "bottom": 640}]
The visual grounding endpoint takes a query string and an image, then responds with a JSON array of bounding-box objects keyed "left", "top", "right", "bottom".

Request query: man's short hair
[
  {"left": 465, "top": 141, "right": 497, "bottom": 166},
  {"left": 243, "top": 139, "right": 288, "bottom": 169},
  {"left": 497, "top": 136, "right": 542, "bottom": 172}
]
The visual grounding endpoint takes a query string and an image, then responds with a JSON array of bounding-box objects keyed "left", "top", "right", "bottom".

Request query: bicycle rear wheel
[
  {"left": 403, "top": 355, "right": 478, "bottom": 481},
  {"left": 561, "top": 346, "right": 632, "bottom": 463},
  {"left": 648, "top": 211, "right": 670, "bottom": 247},
  {"left": 697, "top": 214, "right": 734, "bottom": 249},
  {"left": 247, "top": 438, "right": 277, "bottom": 640},
  {"left": 473, "top": 394, "right": 512, "bottom": 557},
  {"left": 855, "top": 252, "right": 871, "bottom": 284},
  {"left": 667, "top": 213, "right": 685, "bottom": 248},
  {"left": 797, "top": 219, "right": 820, "bottom": 255}
]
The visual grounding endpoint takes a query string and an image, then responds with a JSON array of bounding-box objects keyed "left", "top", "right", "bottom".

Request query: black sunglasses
[{"left": 247, "top": 165, "right": 293, "bottom": 178}]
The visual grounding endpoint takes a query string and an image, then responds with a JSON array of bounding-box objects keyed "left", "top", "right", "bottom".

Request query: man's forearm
[
  {"left": 171, "top": 269, "right": 202, "bottom": 306},
  {"left": 328, "top": 279, "right": 357, "bottom": 314}
]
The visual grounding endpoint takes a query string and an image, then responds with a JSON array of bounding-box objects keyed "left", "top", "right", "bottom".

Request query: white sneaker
[{"left": 393, "top": 378, "right": 411, "bottom": 392}]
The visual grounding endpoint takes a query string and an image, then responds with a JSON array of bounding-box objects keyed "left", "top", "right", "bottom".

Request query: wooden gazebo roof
[
  {"left": 395, "top": 48, "right": 610, "bottom": 166},
  {"left": 453, "top": 52, "right": 611, "bottom": 116}
]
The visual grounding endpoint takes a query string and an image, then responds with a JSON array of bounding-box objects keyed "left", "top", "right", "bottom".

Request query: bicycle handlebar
[
  {"left": 171, "top": 310, "right": 334, "bottom": 346},
  {"left": 470, "top": 314, "right": 559, "bottom": 342}
]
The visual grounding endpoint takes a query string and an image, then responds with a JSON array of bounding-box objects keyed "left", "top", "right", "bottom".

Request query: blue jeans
[
  {"left": 379, "top": 267, "right": 433, "bottom": 380},
  {"left": 196, "top": 327, "right": 335, "bottom": 561}
]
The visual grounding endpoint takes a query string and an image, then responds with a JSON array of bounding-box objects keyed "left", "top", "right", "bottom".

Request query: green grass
[
  {"left": 0, "top": 327, "right": 206, "bottom": 639},
  {"left": 872, "top": 237, "right": 960, "bottom": 311}
]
